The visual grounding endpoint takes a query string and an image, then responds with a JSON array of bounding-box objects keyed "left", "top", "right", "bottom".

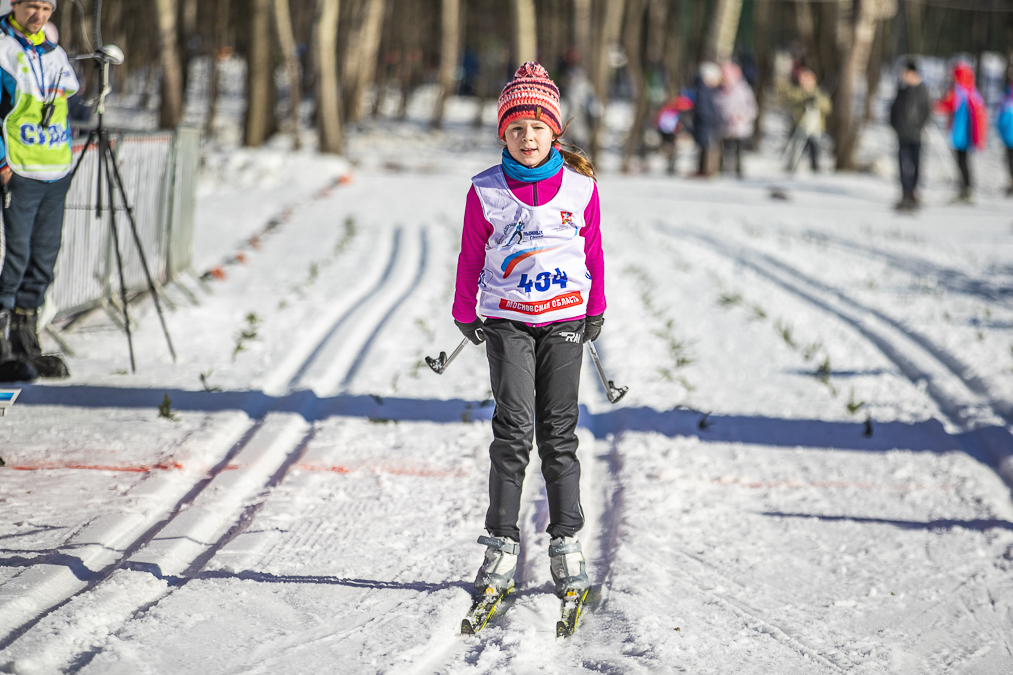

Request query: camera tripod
[{"left": 69, "top": 44, "right": 176, "bottom": 372}]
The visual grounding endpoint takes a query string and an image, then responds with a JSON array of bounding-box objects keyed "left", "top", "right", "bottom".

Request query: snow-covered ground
[{"left": 2, "top": 92, "right": 1013, "bottom": 674}]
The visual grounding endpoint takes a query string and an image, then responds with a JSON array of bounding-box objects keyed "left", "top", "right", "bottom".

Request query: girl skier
[{"left": 452, "top": 62, "right": 605, "bottom": 623}]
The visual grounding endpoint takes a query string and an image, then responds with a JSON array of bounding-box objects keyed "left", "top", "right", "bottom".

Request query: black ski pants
[
  {"left": 483, "top": 317, "right": 585, "bottom": 542},
  {"left": 898, "top": 141, "right": 921, "bottom": 198},
  {"left": 956, "top": 150, "right": 971, "bottom": 192},
  {"left": 720, "top": 138, "right": 744, "bottom": 177}
]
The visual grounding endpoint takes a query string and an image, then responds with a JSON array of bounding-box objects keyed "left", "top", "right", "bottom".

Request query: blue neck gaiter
[{"left": 501, "top": 147, "right": 564, "bottom": 183}]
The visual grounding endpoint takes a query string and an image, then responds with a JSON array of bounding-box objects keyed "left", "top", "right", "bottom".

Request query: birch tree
[
  {"left": 752, "top": 0, "right": 770, "bottom": 147},
  {"left": 245, "top": 0, "right": 275, "bottom": 147},
  {"left": 705, "top": 0, "right": 742, "bottom": 62},
  {"left": 573, "top": 0, "right": 592, "bottom": 70},
  {"left": 589, "top": 0, "right": 626, "bottom": 161},
  {"left": 275, "top": 0, "right": 303, "bottom": 149},
  {"left": 205, "top": 0, "right": 231, "bottom": 141},
  {"left": 663, "top": 0, "right": 682, "bottom": 97},
  {"left": 834, "top": 0, "right": 896, "bottom": 169},
  {"left": 348, "top": 0, "right": 385, "bottom": 124},
  {"left": 512, "top": 0, "right": 537, "bottom": 66},
  {"left": 315, "top": 0, "right": 344, "bottom": 154},
  {"left": 155, "top": 0, "right": 183, "bottom": 129},
  {"left": 432, "top": 0, "right": 460, "bottom": 128},
  {"left": 621, "top": 0, "right": 648, "bottom": 172}
]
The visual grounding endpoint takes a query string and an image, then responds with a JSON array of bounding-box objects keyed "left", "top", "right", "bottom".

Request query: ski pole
[
  {"left": 587, "top": 341, "right": 628, "bottom": 404},
  {"left": 426, "top": 328, "right": 484, "bottom": 375}
]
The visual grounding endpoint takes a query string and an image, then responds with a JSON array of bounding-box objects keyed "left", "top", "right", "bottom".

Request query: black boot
[
  {"left": 10, "top": 308, "right": 69, "bottom": 378},
  {"left": 0, "top": 310, "right": 38, "bottom": 382}
]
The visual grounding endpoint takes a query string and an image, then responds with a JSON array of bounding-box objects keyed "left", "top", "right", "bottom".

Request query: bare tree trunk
[
  {"left": 663, "top": 0, "right": 682, "bottom": 97},
  {"left": 372, "top": 0, "right": 397, "bottom": 119},
  {"left": 396, "top": 0, "right": 418, "bottom": 119},
  {"left": 340, "top": 0, "right": 365, "bottom": 122},
  {"left": 621, "top": 0, "right": 648, "bottom": 172},
  {"left": 573, "top": 0, "right": 592, "bottom": 68},
  {"left": 432, "top": 0, "right": 460, "bottom": 127},
  {"left": 904, "top": 0, "right": 922, "bottom": 54},
  {"left": 863, "top": 19, "right": 884, "bottom": 122},
  {"left": 512, "top": 0, "right": 537, "bottom": 66},
  {"left": 275, "top": 0, "right": 303, "bottom": 149},
  {"left": 245, "top": 0, "right": 275, "bottom": 147},
  {"left": 315, "top": 0, "right": 344, "bottom": 154},
  {"left": 705, "top": 0, "right": 742, "bottom": 62},
  {"left": 59, "top": 2, "right": 72, "bottom": 54},
  {"left": 589, "top": 0, "right": 626, "bottom": 162},
  {"left": 205, "top": 0, "right": 231, "bottom": 141},
  {"left": 835, "top": 0, "right": 895, "bottom": 169},
  {"left": 540, "top": 0, "right": 566, "bottom": 80},
  {"left": 179, "top": 0, "right": 198, "bottom": 98},
  {"left": 156, "top": 0, "right": 183, "bottom": 129},
  {"left": 817, "top": 1, "right": 840, "bottom": 85},
  {"left": 349, "top": 0, "right": 385, "bottom": 124},
  {"left": 1007, "top": 12, "right": 1013, "bottom": 82},
  {"left": 794, "top": 0, "right": 817, "bottom": 70},
  {"left": 973, "top": 11, "right": 987, "bottom": 93},
  {"left": 752, "top": 0, "right": 770, "bottom": 147}
]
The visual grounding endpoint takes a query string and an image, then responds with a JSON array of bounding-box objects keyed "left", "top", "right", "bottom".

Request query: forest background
[{"left": 57, "top": 0, "right": 1013, "bottom": 170}]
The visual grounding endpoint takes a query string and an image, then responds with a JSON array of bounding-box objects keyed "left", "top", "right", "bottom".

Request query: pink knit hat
[{"left": 497, "top": 62, "right": 562, "bottom": 138}]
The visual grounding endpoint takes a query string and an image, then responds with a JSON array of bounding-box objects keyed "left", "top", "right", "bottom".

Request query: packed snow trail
[
  {"left": 3, "top": 120, "right": 1013, "bottom": 673},
  {"left": 0, "top": 207, "right": 432, "bottom": 670}
]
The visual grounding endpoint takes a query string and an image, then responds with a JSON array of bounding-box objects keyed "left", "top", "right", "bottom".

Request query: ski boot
[
  {"left": 462, "top": 536, "right": 518, "bottom": 634},
  {"left": 549, "top": 536, "right": 591, "bottom": 637},
  {"left": 0, "top": 310, "right": 37, "bottom": 383},
  {"left": 10, "top": 308, "right": 69, "bottom": 378},
  {"left": 473, "top": 535, "right": 519, "bottom": 593}
]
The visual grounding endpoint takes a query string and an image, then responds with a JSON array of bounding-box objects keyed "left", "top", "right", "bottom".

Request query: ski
[
  {"left": 555, "top": 588, "right": 589, "bottom": 638},
  {"left": 461, "top": 585, "right": 514, "bottom": 635}
]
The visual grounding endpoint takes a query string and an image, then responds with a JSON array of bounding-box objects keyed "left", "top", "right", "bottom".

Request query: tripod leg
[
  {"left": 103, "top": 140, "right": 177, "bottom": 362},
  {"left": 70, "top": 128, "right": 97, "bottom": 181},
  {"left": 100, "top": 133, "right": 135, "bottom": 372}
]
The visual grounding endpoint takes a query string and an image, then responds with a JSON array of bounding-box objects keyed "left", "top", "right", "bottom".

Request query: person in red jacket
[{"left": 934, "top": 62, "right": 987, "bottom": 202}]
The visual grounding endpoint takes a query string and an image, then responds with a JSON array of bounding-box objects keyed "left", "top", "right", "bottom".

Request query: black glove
[
  {"left": 583, "top": 314, "right": 604, "bottom": 343},
  {"left": 455, "top": 319, "right": 486, "bottom": 345}
]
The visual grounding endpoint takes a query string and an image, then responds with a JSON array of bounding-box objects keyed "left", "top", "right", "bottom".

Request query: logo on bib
[
  {"left": 498, "top": 291, "right": 582, "bottom": 315},
  {"left": 500, "top": 243, "right": 567, "bottom": 278},
  {"left": 19, "top": 124, "right": 70, "bottom": 149},
  {"left": 560, "top": 211, "right": 574, "bottom": 227},
  {"left": 497, "top": 222, "right": 526, "bottom": 249}
]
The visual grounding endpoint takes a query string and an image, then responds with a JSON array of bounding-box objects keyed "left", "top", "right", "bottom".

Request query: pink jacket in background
[{"left": 453, "top": 166, "right": 606, "bottom": 326}]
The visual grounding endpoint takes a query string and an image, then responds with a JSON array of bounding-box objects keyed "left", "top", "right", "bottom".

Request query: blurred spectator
[
  {"left": 691, "top": 61, "right": 723, "bottom": 177},
  {"left": 935, "top": 62, "right": 987, "bottom": 202},
  {"left": 714, "top": 61, "right": 757, "bottom": 178},
  {"left": 889, "top": 59, "right": 930, "bottom": 211},
  {"left": 654, "top": 93, "right": 693, "bottom": 175},
  {"left": 996, "top": 78, "right": 1013, "bottom": 197},
  {"left": 779, "top": 68, "right": 831, "bottom": 173}
]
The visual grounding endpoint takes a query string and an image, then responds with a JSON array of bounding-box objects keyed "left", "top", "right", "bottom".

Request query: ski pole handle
[{"left": 426, "top": 337, "right": 469, "bottom": 375}]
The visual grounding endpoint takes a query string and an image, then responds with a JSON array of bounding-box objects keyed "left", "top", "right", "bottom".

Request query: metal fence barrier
[{"left": 43, "top": 126, "right": 200, "bottom": 331}]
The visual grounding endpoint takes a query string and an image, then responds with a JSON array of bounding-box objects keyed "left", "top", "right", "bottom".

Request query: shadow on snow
[{"left": 10, "top": 383, "right": 1012, "bottom": 462}]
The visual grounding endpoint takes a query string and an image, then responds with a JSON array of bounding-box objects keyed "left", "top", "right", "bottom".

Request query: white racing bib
[{"left": 472, "top": 165, "right": 594, "bottom": 323}]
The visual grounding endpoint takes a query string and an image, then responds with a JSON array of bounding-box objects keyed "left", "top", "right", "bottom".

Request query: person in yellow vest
[{"left": 0, "top": 0, "right": 78, "bottom": 382}]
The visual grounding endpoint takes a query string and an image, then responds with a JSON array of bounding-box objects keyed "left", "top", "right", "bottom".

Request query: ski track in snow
[
  {"left": 0, "top": 214, "right": 432, "bottom": 672},
  {"left": 4, "top": 116, "right": 1013, "bottom": 673},
  {"left": 663, "top": 223, "right": 1013, "bottom": 486}
]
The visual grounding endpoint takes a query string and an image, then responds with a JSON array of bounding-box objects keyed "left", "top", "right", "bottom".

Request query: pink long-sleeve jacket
[{"left": 452, "top": 166, "right": 606, "bottom": 326}]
